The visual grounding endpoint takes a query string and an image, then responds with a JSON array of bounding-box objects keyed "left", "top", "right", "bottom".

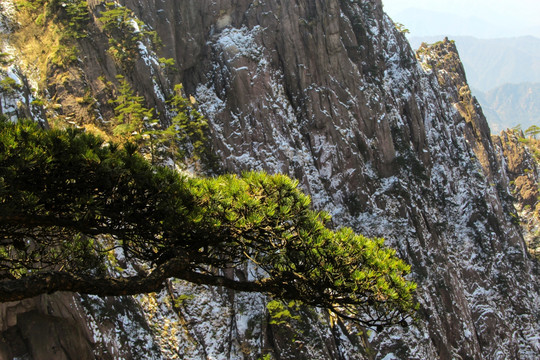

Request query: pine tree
[
  {"left": 165, "top": 84, "right": 209, "bottom": 162},
  {"left": 0, "top": 119, "right": 417, "bottom": 328},
  {"left": 525, "top": 125, "right": 540, "bottom": 140},
  {"left": 48, "top": 0, "right": 90, "bottom": 39},
  {"left": 109, "top": 75, "right": 155, "bottom": 141},
  {"left": 98, "top": 2, "right": 159, "bottom": 69},
  {"left": 109, "top": 78, "right": 210, "bottom": 166}
]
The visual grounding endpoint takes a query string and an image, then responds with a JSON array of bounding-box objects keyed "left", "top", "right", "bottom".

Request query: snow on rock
[{"left": 0, "top": 0, "right": 16, "bottom": 34}]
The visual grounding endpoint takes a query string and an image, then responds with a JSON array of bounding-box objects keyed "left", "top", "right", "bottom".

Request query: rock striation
[{"left": 1, "top": 0, "right": 539, "bottom": 359}]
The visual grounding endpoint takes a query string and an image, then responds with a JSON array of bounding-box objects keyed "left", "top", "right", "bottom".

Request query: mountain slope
[{"left": 1, "top": 1, "right": 539, "bottom": 359}]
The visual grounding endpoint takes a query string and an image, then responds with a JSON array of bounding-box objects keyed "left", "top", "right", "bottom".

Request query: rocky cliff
[
  {"left": 492, "top": 130, "right": 540, "bottom": 258},
  {"left": 1, "top": 0, "right": 539, "bottom": 359}
]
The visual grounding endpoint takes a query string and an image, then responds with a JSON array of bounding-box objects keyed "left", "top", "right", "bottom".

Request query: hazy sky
[{"left": 382, "top": 0, "right": 540, "bottom": 38}]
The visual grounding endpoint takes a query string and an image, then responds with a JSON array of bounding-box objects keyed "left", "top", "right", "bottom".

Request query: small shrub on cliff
[
  {"left": 17, "top": 0, "right": 89, "bottom": 39},
  {"left": 48, "top": 0, "right": 90, "bottom": 39},
  {"left": 98, "top": 2, "right": 159, "bottom": 70},
  {"left": 394, "top": 22, "right": 410, "bottom": 35},
  {"left": 525, "top": 125, "right": 540, "bottom": 140}
]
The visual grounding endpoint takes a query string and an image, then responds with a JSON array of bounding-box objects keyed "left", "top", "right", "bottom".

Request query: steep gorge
[{"left": 1, "top": 0, "right": 539, "bottom": 359}]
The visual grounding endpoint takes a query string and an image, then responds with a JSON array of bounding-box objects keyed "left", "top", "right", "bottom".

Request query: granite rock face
[
  {"left": 1, "top": 0, "right": 539, "bottom": 359},
  {"left": 492, "top": 130, "right": 540, "bottom": 258}
]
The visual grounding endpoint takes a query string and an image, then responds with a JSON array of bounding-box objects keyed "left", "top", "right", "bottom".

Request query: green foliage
[
  {"left": 30, "top": 98, "right": 45, "bottom": 107},
  {"left": 0, "top": 77, "right": 22, "bottom": 95},
  {"left": 173, "top": 294, "right": 195, "bottom": 307},
  {"left": 511, "top": 124, "right": 522, "bottom": 133},
  {"left": 0, "top": 119, "right": 105, "bottom": 277},
  {"left": 15, "top": 0, "right": 43, "bottom": 12},
  {"left": 525, "top": 125, "right": 540, "bottom": 139},
  {"left": 15, "top": 1, "right": 88, "bottom": 69},
  {"left": 109, "top": 75, "right": 156, "bottom": 142},
  {"left": 266, "top": 300, "right": 301, "bottom": 325},
  {"left": 98, "top": 2, "right": 159, "bottom": 70},
  {"left": 159, "top": 57, "right": 176, "bottom": 71},
  {"left": 165, "top": 84, "right": 209, "bottom": 162},
  {"left": 108, "top": 78, "right": 209, "bottom": 165},
  {"left": 159, "top": 57, "right": 178, "bottom": 78},
  {"left": 0, "top": 119, "right": 417, "bottom": 326},
  {"left": 512, "top": 124, "right": 540, "bottom": 163},
  {"left": 50, "top": 0, "right": 90, "bottom": 39},
  {"left": 509, "top": 211, "right": 521, "bottom": 225},
  {"left": 50, "top": 44, "right": 79, "bottom": 68},
  {"left": 0, "top": 53, "right": 12, "bottom": 67},
  {"left": 394, "top": 22, "right": 410, "bottom": 35},
  {"left": 17, "top": 0, "right": 90, "bottom": 39},
  {"left": 0, "top": 56, "right": 21, "bottom": 114}
]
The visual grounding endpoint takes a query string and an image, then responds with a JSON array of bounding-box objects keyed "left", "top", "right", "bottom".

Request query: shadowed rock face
[
  {"left": 0, "top": 295, "right": 93, "bottom": 360},
  {"left": 0, "top": 293, "right": 161, "bottom": 360},
  {"left": 122, "top": 0, "right": 411, "bottom": 181},
  {"left": 1, "top": 0, "right": 539, "bottom": 359}
]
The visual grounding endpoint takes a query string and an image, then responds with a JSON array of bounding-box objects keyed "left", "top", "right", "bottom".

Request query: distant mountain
[
  {"left": 475, "top": 83, "right": 540, "bottom": 133},
  {"left": 393, "top": 8, "right": 514, "bottom": 39},
  {"left": 472, "top": 88, "right": 505, "bottom": 131},
  {"left": 409, "top": 36, "right": 540, "bottom": 92}
]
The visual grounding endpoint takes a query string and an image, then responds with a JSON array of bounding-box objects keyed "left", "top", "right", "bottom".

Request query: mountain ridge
[
  {"left": 410, "top": 35, "right": 540, "bottom": 131},
  {"left": 409, "top": 35, "right": 540, "bottom": 92}
]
